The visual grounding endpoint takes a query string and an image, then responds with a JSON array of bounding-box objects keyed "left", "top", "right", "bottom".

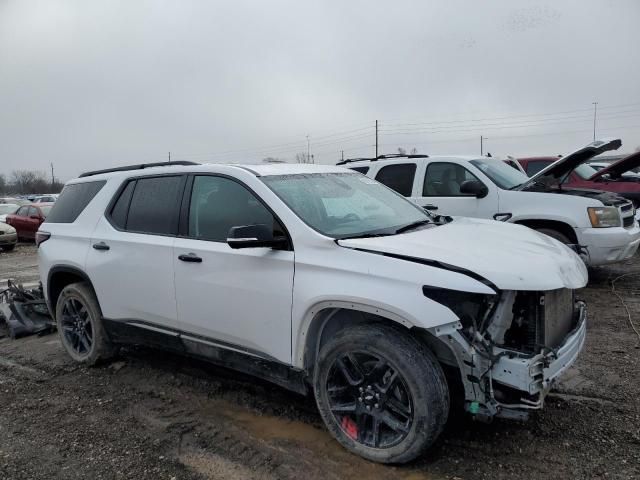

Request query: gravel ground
[{"left": 0, "top": 243, "right": 639, "bottom": 479}]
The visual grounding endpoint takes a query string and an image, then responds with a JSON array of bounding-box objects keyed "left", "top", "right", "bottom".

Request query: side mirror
[
  {"left": 227, "top": 224, "right": 287, "bottom": 249},
  {"left": 459, "top": 180, "right": 488, "bottom": 198}
]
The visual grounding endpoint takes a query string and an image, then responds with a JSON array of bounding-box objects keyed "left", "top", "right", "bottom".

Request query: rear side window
[
  {"left": 46, "top": 181, "right": 106, "bottom": 223},
  {"left": 525, "top": 160, "right": 551, "bottom": 177},
  {"left": 374, "top": 164, "right": 416, "bottom": 196},
  {"left": 350, "top": 166, "right": 370, "bottom": 174},
  {"left": 109, "top": 181, "right": 135, "bottom": 229},
  {"left": 116, "top": 176, "right": 184, "bottom": 235}
]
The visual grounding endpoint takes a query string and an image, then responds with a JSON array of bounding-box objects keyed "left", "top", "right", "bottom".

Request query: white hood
[{"left": 338, "top": 217, "right": 588, "bottom": 292}]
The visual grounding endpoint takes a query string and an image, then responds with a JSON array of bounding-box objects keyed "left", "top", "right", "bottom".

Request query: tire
[
  {"left": 313, "top": 323, "right": 449, "bottom": 464},
  {"left": 1, "top": 244, "right": 15, "bottom": 251},
  {"left": 55, "top": 282, "right": 117, "bottom": 365},
  {"left": 536, "top": 228, "right": 571, "bottom": 245}
]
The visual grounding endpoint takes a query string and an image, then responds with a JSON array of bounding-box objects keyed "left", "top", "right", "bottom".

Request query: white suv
[
  {"left": 341, "top": 139, "right": 640, "bottom": 266},
  {"left": 39, "top": 161, "right": 587, "bottom": 463}
]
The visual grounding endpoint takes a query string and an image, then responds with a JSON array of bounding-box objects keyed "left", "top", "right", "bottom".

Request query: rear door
[
  {"left": 173, "top": 174, "right": 294, "bottom": 363},
  {"left": 86, "top": 175, "right": 186, "bottom": 331},
  {"left": 417, "top": 161, "right": 498, "bottom": 218}
]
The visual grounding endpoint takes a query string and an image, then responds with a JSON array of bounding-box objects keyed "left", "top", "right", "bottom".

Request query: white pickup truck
[{"left": 340, "top": 139, "right": 640, "bottom": 266}]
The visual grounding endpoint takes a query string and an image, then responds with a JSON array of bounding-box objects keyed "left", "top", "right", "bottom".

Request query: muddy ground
[{"left": 0, "top": 244, "right": 639, "bottom": 479}]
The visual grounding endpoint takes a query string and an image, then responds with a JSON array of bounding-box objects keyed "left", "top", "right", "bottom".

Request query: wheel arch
[
  {"left": 297, "top": 301, "right": 451, "bottom": 377},
  {"left": 47, "top": 265, "right": 95, "bottom": 316},
  {"left": 513, "top": 218, "right": 578, "bottom": 244}
]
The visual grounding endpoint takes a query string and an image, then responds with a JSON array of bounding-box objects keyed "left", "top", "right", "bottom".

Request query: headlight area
[
  {"left": 423, "top": 287, "right": 584, "bottom": 421},
  {"left": 588, "top": 206, "right": 621, "bottom": 228}
]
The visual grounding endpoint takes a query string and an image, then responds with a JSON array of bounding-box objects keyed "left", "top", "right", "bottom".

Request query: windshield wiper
[
  {"left": 339, "top": 232, "right": 393, "bottom": 240},
  {"left": 395, "top": 219, "right": 431, "bottom": 234}
]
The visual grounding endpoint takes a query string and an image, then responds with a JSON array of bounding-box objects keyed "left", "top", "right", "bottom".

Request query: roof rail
[
  {"left": 79, "top": 161, "right": 200, "bottom": 178},
  {"left": 336, "top": 153, "right": 429, "bottom": 165}
]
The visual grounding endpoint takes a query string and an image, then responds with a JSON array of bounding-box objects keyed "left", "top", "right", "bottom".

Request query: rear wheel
[
  {"left": 536, "top": 228, "right": 571, "bottom": 245},
  {"left": 55, "top": 282, "right": 117, "bottom": 365},
  {"left": 313, "top": 324, "right": 449, "bottom": 464},
  {"left": 1, "top": 244, "right": 15, "bottom": 251}
]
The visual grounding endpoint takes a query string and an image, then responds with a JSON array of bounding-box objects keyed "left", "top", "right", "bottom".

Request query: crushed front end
[{"left": 425, "top": 287, "right": 586, "bottom": 420}]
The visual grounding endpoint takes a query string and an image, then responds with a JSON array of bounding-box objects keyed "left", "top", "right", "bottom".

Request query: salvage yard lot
[{"left": 0, "top": 244, "right": 639, "bottom": 480}]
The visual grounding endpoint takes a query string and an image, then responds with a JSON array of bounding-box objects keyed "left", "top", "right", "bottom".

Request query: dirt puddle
[{"left": 216, "top": 402, "right": 438, "bottom": 480}]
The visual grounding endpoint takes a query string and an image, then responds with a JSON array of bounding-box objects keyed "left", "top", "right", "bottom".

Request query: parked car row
[
  {"left": 37, "top": 158, "right": 590, "bottom": 464},
  {"left": 338, "top": 139, "right": 640, "bottom": 267},
  {"left": 0, "top": 194, "right": 58, "bottom": 247}
]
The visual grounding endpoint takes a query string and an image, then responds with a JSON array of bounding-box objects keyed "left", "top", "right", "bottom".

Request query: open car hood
[
  {"left": 518, "top": 138, "right": 622, "bottom": 189},
  {"left": 589, "top": 150, "right": 640, "bottom": 180}
]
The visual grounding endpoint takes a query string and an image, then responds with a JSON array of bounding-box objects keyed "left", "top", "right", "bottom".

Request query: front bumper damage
[{"left": 430, "top": 300, "right": 586, "bottom": 420}]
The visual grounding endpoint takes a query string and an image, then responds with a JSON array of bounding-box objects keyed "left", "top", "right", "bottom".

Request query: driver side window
[
  {"left": 423, "top": 162, "right": 481, "bottom": 196},
  {"left": 188, "top": 176, "right": 282, "bottom": 242}
]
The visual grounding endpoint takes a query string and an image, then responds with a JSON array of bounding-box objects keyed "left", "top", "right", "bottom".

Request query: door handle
[
  {"left": 178, "top": 253, "right": 202, "bottom": 263},
  {"left": 92, "top": 242, "right": 110, "bottom": 251},
  {"left": 423, "top": 204, "right": 438, "bottom": 211}
]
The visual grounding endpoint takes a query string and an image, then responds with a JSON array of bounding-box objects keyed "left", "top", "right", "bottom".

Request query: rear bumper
[
  {"left": 491, "top": 301, "right": 586, "bottom": 402},
  {"left": 578, "top": 224, "right": 640, "bottom": 266}
]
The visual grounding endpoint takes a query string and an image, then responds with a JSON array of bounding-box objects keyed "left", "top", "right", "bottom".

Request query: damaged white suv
[{"left": 38, "top": 161, "right": 587, "bottom": 463}]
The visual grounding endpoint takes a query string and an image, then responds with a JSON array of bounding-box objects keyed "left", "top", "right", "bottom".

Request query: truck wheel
[
  {"left": 313, "top": 323, "right": 449, "bottom": 464},
  {"left": 55, "top": 282, "right": 117, "bottom": 365},
  {"left": 536, "top": 228, "right": 571, "bottom": 244},
  {"left": 1, "top": 244, "right": 15, "bottom": 251}
]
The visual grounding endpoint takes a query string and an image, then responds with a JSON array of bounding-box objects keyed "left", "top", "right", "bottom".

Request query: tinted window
[
  {"left": 126, "top": 176, "right": 184, "bottom": 235},
  {"left": 109, "top": 180, "right": 135, "bottom": 229},
  {"left": 46, "top": 181, "right": 106, "bottom": 223},
  {"left": 423, "top": 163, "right": 481, "bottom": 196},
  {"left": 350, "top": 166, "right": 370, "bottom": 174},
  {"left": 525, "top": 160, "right": 551, "bottom": 177},
  {"left": 188, "top": 176, "right": 277, "bottom": 242},
  {"left": 374, "top": 164, "right": 416, "bottom": 196}
]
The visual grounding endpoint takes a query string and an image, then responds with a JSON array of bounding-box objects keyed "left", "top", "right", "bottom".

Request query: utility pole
[
  {"left": 306, "top": 135, "right": 310, "bottom": 163},
  {"left": 592, "top": 102, "right": 598, "bottom": 141},
  {"left": 50, "top": 163, "right": 55, "bottom": 186},
  {"left": 480, "top": 136, "right": 486, "bottom": 156},
  {"left": 341, "top": 150, "right": 344, "bottom": 162},
  {"left": 168, "top": 151, "right": 171, "bottom": 163},
  {"left": 375, "top": 120, "right": 379, "bottom": 158}
]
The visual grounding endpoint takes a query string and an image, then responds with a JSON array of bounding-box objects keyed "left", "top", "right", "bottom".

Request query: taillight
[{"left": 35, "top": 231, "right": 51, "bottom": 247}]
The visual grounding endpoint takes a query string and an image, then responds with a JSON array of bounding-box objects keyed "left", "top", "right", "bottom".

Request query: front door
[
  {"left": 173, "top": 175, "right": 294, "bottom": 364},
  {"left": 417, "top": 161, "right": 498, "bottom": 218}
]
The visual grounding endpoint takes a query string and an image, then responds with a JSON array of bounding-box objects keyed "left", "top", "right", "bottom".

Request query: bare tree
[
  {"left": 0, "top": 174, "right": 5, "bottom": 195},
  {"left": 8, "top": 170, "right": 62, "bottom": 194},
  {"left": 295, "top": 152, "right": 310, "bottom": 163},
  {"left": 410, "top": 147, "right": 418, "bottom": 155},
  {"left": 397, "top": 147, "right": 406, "bottom": 155}
]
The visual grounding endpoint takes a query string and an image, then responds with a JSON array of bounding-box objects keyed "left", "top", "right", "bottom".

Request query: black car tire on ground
[
  {"left": 1, "top": 244, "right": 15, "bottom": 251},
  {"left": 55, "top": 282, "right": 117, "bottom": 365},
  {"left": 536, "top": 228, "right": 571, "bottom": 244},
  {"left": 313, "top": 323, "right": 449, "bottom": 464}
]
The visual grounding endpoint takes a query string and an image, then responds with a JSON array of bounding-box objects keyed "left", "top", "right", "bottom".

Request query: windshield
[
  {"left": 262, "top": 172, "right": 430, "bottom": 238},
  {"left": 40, "top": 205, "right": 52, "bottom": 217},
  {"left": 470, "top": 159, "right": 528, "bottom": 189},
  {"left": 574, "top": 163, "right": 599, "bottom": 179},
  {"left": 0, "top": 204, "right": 18, "bottom": 215}
]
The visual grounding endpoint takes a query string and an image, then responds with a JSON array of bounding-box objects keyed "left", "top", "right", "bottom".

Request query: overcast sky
[{"left": 1, "top": 0, "right": 639, "bottom": 181}]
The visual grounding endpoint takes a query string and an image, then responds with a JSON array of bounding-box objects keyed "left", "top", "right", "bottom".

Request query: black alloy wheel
[{"left": 327, "top": 351, "right": 414, "bottom": 448}]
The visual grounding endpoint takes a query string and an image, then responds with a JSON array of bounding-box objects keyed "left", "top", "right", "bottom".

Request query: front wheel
[
  {"left": 536, "top": 228, "right": 571, "bottom": 245},
  {"left": 313, "top": 324, "right": 449, "bottom": 464}
]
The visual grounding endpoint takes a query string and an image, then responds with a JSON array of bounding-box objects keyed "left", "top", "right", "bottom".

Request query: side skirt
[{"left": 102, "top": 318, "right": 309, "bottom": 395}]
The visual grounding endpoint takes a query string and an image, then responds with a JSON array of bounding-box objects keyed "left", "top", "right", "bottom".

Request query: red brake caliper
[{"left": 341, "top": 416, "right": 358, "bottom": 440}]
